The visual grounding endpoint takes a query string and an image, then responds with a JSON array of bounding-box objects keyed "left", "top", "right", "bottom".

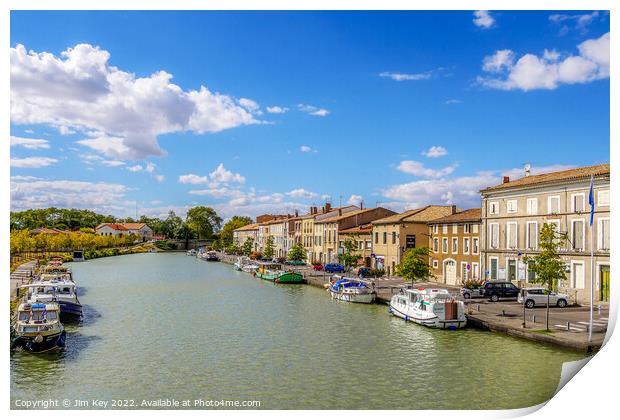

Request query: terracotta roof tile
[
  {"left": 372, "top": 205, "right": 457, "bottom": 224},
  {"left": 428, "top": 208, "right": 481, "bottom": 224},
  {"left": 481, "top": 164, "right": 609, "bottom": 193}
]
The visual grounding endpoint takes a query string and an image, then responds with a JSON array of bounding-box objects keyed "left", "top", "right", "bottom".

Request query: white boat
[
  {"left": 329, "top": 276, "right": 376, "bottom": 303},
  {"left": 11, "top": 302, "right": 66, "bottom": 352},
  {"left": 389, "top": 287, "right": 466, "bottom": 329},
  {"left": 186, "top": 249, "right": 197, "bottom": 256},
  {"left": 234, "top": 256, "right": 260, "bottom": 273},
  {"left": 20, "top": 279, "right": 83, "bottom": 322}
]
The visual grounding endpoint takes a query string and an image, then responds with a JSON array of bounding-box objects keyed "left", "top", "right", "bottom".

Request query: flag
[{"left": 588, "top": 174, "right": 595, "bottom": 226}]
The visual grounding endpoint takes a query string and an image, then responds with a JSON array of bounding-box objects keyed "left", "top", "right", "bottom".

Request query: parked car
[
  {"left": 482, "top": 281, "right": 521, "bottom": 302},
  {"left": 518, "top": 287, "right": 569, "bottom": 308},
  {"left": 324, "top": 263, "right": 345, "bottom": 273},
  {"left": 357, "top": 267, "right": 372, "bottom": 278},
  {"left": 312, "top": 263, "right": 324, "bottom": 271},
  {"left": 460, "top": 286, "right": 485, "bottom": 299}
]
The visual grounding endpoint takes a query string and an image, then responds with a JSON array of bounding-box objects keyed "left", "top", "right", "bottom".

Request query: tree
[
  {"left": 337, "top": 238, "right": 359, "bottom": 270},
  {"left": 397, "top": 247, "right": 433, "bottom": 286},
  {"left": 263, "top": 236, "right": 275, "bottom": 260},
  {"left": 220, "top": 216, "right": 253, "bottom": 243},
  {"left": 242, "top": 237, "right": 254, "bottom": 256},
  {"left": 288, "top": 242, "right": 306, "bottom": 261},
  {"left": 523, "top": 223, "right": 568, "bottom": 330},
  {"left": 160, "top": 211, "right": 183, "bottom": 239},
  {"left": 186, "top": 206, "right": 222, "bottom": 240}
]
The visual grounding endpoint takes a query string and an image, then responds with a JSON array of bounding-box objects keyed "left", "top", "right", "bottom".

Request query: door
[
  {"left": 572, "top": 262, "right": 585, "bottom": 289},
  {"left": 600, "top": 265, "right": 610, "bottom": 302},
  {"left": 507, "top": 259, "right": 517, "bottom": 282},
  {"left": 445, "top": 260, "right": 457, "bottom": 285}
]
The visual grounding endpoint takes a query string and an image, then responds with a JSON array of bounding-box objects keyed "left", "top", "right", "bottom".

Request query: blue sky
[{"left": 9, "top": 10, "right": 610, "bottom": 219}]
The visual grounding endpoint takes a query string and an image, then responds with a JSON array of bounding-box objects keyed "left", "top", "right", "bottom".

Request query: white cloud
[
  {"left": 10, "top": 156, "right": 58, "bottom": 168},
  {"left": 379, "top": 71, "right": 432, "bottom": 81},
  {"left": 444, "top": 99, "right": 462, "bottom": 105},
  {"left": 321, "top": 194, "right": 330, "bottom": 201},
  {"left": 383, "top": 164, "right": 575, "bottom": 209},
  {"left": 102, "top": 160, "right": 126, "bottom": 167},
  {"left": 298, "top": 104, "right": 329, "bottom": 117},
  {"left": 209, "top": 163, "right": 245, "bottom": 184},
  {"left": 11, "top": 43, "right": 262, "bottom": 160},
  {"left": 10, "top": 178, "right": 131, "bottom": 214},
  {"left": 286, "top": 188, "right": 319, "bottom": 199},
  {"left": 145, "top": 162, "right": 156, "bottom": 173},
  {"left": 478, "top": 32, "right": 609, "bottom": 91},
  {"left": 422, "top": 146, "right": 448, "bottom": 158},
  {"left": 10, "top": 136, "right": 50, "bottom": 150},
  {"left": 154, "top": 174, "right": 165, "bottom": 182},
  {"left": 300, "top": 145, "right": 318, "bottom": 153},
  {"left": 549, "top": 11, "right": 601, "bottom": 34},
  {"left": 238, "top": 98, "right": 261, "bottom": 114},
  {"left": 188, "top": 187, "right": 245, "bottom": 198},
  {"left": 127, "top": 164, "right": 143, "bottom": 172},
  {"left": 347, "top": 194, "right": 364, "bottom": 206},
  {"left": 396, "top": 160, "right": 458, "bottom": 178},
  {"left": 178, "top": 174, "right": 209, "bottom": 184},
  {"left": 473, "top": 11, "right": 495, "bottom": 29},
  {"left": 266, "top": 106, "right": 288, "bottom": 114}
]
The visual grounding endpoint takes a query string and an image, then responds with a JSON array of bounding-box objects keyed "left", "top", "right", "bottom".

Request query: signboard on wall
[{"left": 498, "top": 268, "right": 506, "bottom": 280}]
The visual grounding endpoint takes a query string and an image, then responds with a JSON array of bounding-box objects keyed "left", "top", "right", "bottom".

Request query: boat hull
[
  {"left": 59, "top": 301, "right": 83, "bottom": 322},
  {"left": 11, "top": 330, "right": 66, "bottom": 353},
  {"left": 389, "top": 304, "right": 467, "bottom": 329},
  {"left": 329, "top": 290, "right": 376, "bottom": 303},
  {"left": 256, "top": 271, "right": 304, "bottom": 284}
]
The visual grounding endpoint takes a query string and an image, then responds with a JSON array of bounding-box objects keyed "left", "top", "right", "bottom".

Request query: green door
[{"left": 600, "top": 266, "right": 610, "bottom": 302}]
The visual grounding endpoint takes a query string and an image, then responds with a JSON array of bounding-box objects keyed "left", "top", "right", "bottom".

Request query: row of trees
[{"left": 10, "top": 229, "right": 139, "bottom": 254}]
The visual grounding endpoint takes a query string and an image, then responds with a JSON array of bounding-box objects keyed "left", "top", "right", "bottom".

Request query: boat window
[
  {"left": 46, "top": 312, "right": 58, "bottom": 320},
  {"left": 31, "top": 310, "right": 45, "bottom": 321},
  {"left": 18, "top": 311, "right": 29, "bottom": 321}
]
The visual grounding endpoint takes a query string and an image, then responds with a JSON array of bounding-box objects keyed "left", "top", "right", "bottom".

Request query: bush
[
  {"left": 462, "top": 279, "right": 484, "bottom": 289},
  {"left": 154, "top": 240, "right": 176, "bottom": 250},
  {"left": 369, "top": 268, "right": 386, "bottom": 278}
]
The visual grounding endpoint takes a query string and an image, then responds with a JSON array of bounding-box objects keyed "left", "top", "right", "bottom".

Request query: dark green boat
[{"left": 254, "top": 262, "right": 304, "bottom": 284}]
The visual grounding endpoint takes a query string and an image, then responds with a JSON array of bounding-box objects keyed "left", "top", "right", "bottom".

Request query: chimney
[
  {"left": 503, "top": 176, "right": 510, "bottom": 184},
  {"left": 360, "top": 200, "right": 364, "bottom": 210},
  {"left": 325, "top": 203, "right": 332, "bottom": 212},
  {"left": 338, "top": 209, "right": 342, "bottom": 216},
  {"left": 524, "top": 163, "right": 531, "bottom": 177},
  {"left": 295, "top": 210, "right": 298, "bottom": 217},
  {"left": 451, "top": 205, "right": 457, "bottom": 214}
]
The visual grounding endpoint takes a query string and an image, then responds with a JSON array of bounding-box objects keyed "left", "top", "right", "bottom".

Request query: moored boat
[
  {"left": 389, "top": 287, "right": 466, "bottom": 329},
  {"left": 254, "top": 262, "right": 304, "bottom": 284},
  {"left": 329, "top": 276, "right": 376, "bottom": 303},
  {"left": 186, "top": 249, "right": 197, "bottom": 256},
  {"left": 20, "top": 280, "right": 83, "bottom": 322},
  {"left": 205, "top": 251, "right": 219, "bottom": 261},
  {"left": 11, "top": 302, "right": 66, "bottom": 353}
]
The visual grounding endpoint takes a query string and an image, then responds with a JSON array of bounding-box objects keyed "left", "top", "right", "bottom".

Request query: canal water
[{"left": 11, "top": 253, "right": 583, "bottom": 409}]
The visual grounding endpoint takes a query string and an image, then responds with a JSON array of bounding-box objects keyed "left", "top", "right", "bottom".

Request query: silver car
[{"left": 517, "top": 287, "right": 569, "bottom": 308}]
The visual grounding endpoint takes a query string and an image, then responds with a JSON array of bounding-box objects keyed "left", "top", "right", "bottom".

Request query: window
[
  {"left": 442, "top": 238, "right": 448, "bottom": 253},
  {"left": 392, "top": 232, "right": 397, "bottom": 245},
  {"left": 527, "top": 222, "right": 538, "bottom": 250},
  {"left": 366, "top": 240, "right": 372, "bottom": 249},
  {"left": 472, "top": 263, "right": 479, "bottom": 280},
  {"left": 598, "top": 218, "right": 610, "bottom": 251},
  {"left": 490, "top": 258, "right": 498, "bottom": 280},
  {"left": 571, "top": 261, "right": 585, "bottom": 289},
  {"left": 452, "top": 238, "right": 458, "bottom": 254},
  {"left": 433, "top": 225, "right": 438, "bottom": 234},
  {"left": 526, "top": 263, "right": 536, "bottom": 282},
  {"left": 507, "top": 200, "right": 517, "bottom": 213},
  {"left": 472, "top": 238, "right": 479, "bottom": 254},
  {"left": 432, "top": 259, "right": 439, "bottom": 269},
  {"left": 383, "top": 232, "right": 387, "bottom": 244},
  {"left": 463, "top": 238, "right": 470, "bottom": 254},
  {"left": 506, "top": 222, "right": 518, "bottom": 249},
  {"left": 433, "top": 238, "right": 439, "bottom": 253},
  {"left": 526, "top": 198, "right": 538, "bottom": 215},
  {"left": 489, "top": 201, "right": 499, "bottom": 215},
  {"left": 490, "top": 223, "right": 499, "bottom": 249},
  {"left": 461, "top": 262, "right": 469, "bottom": 281},
  {"left": 548, "top": 196, "right": 560, "bottom": 214},
  {"left": 473, "top": 224, "right": 479, "bottom": 234},
  {"left": 452, "top": 224, "right": 458, "bottom": 234},
  {"left": 598, "top": 190, "right": 610, "bottom": 206},
  {"left": 571, "top": 193, "right": 585, "bottom": 212},
  {"left": 375, "top": 232, "right": 379, "bottom": 244},
  {"left": 442, "top": 224, "right": 448, "bottom": 234},
  {"left": 572, "top": 219, "right": 585, "bottom": 250},
  {"left": 464, "top": 224, "right": 471, "bottom": 234}
]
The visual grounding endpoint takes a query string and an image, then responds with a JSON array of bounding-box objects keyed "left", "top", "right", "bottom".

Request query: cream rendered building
[{"left": 480, "top": 164, "right": 610, "bottom": 305}]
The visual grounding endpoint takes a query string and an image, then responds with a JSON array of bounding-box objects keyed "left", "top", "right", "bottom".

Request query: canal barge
[
  {"left": 389, "top": 288, "right": 466, "bottom": 329},
  {"left": 11, "top": 302, "right": 66, "bottom": 353},
  {"left": 329, "top": 276, "right": 376, "bottom": 303},
  {"left": 254, "top": 262, "right": 304, "bottom": 284}
]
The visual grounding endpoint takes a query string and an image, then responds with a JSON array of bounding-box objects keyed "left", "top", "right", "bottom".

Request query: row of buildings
[{"left": 233, "top": 164, "right": 610, "bottom": 305}]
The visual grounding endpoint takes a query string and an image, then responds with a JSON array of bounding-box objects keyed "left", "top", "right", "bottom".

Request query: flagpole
[{"left": 588, "top": 174, "right": 594, "bottom": 342}]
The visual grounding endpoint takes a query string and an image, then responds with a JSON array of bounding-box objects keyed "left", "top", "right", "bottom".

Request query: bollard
[
  {"left": 567, "top": 322, "right": 570, "bottom": 331},
  {"left": 477, "top": 304, "right": 480, "bottom": 312},
  {"left": 533, "top": 315, "right": 536, "bottom": 323},
  {"left": 502, "top": 310, "right": 505, "bottom": 317},
  {"left": 598, "top": 305, "right": 602, "bottom": 315}
]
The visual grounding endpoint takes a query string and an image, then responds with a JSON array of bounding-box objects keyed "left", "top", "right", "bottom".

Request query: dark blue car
[{"left": 324, "top": 263, "right": 345, "bottom": 273}]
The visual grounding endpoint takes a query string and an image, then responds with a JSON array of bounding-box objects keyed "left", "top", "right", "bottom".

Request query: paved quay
[
  {"left": 10, "top": 260, "right": 38, "bottom": 299},
  {"left": 213, "top": 252, "right": 606, "bottom": 353}
]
